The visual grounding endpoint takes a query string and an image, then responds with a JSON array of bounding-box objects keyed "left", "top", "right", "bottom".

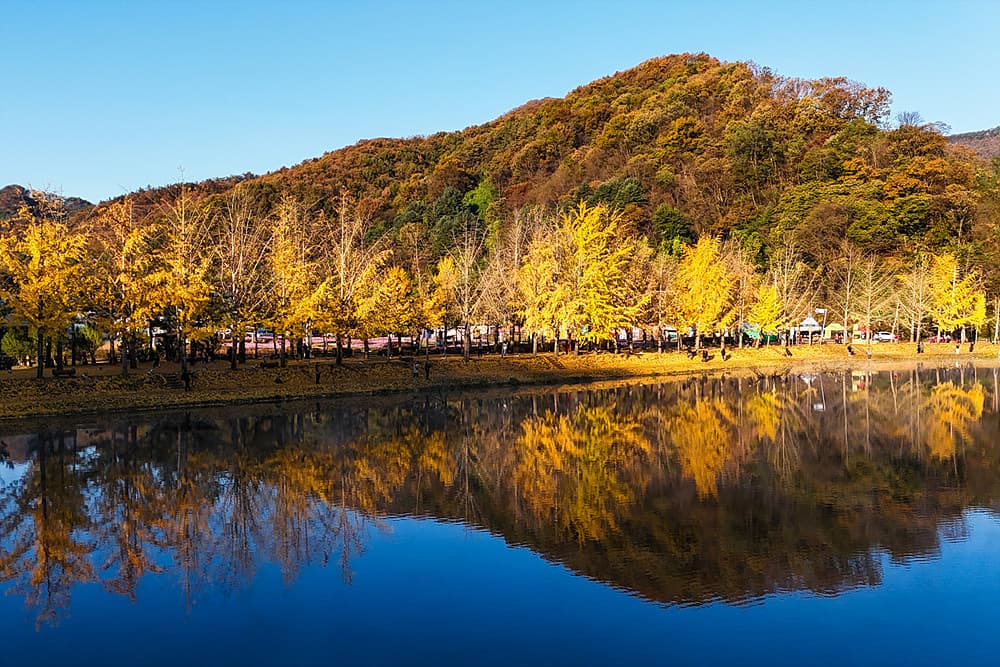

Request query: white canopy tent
[
  {"left": 796, "top": 316, "right": 822, "bottom": 333},
  {"left": 791, "top": 315, "right": 823, "bottom": 343}
]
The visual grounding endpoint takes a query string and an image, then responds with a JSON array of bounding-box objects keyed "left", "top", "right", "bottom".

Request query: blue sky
[{"left": 4, "top": 0, "right": 998, "bottom": 203}]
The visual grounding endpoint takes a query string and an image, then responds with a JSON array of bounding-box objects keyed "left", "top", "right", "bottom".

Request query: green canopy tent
[{"left": 824, "top": 322, "right": 846, "bottom": 340}]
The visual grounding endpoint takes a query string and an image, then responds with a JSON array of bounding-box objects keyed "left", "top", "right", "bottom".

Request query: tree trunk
[
  {"left": 178, "top": 319, "right": 188, "bottom": 372},
  {"left": 121, "top": 335, "right": 130, "bottom": 376},
  {"left": 230, "top": 322, "right": 238, "bottom": 370},
  {"left": 336, "top": 334, "right": 343, "bottom": 366},
  {"left": 280, "top": 335, "right": 287, "bottom": 368},
  {"left": 364, "top": 337, "right": 370, "bottom": 359},
  {"left": 36, "top": 330, "right": 44, "bottom": 379},
  {"left": 463, "top": 322, "right": 471, "bottom": 361},
  {"left": 994, "top": 297, "right": 999, "bottom": 344}
]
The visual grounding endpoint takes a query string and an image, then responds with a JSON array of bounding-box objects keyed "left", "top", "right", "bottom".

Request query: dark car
[{"left": 0, "top": 354, "right": 16, "bottom": 371}]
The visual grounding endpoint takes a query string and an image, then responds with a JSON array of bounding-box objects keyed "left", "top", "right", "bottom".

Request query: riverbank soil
[{"left": 1, "top": 343, "right": 997, "bottom": 420}]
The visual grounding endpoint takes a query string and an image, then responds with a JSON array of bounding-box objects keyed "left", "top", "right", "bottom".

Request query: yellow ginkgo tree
[
  {"left": 88, "top": 197, "right": 157, "bottom": 375},
  {"left": 321, "top": 195, "right": 393, "bottom": 364},
  {"left": 928, "top": 252, "right": 986, "bottom": 342},
  {"left": 519, "top": 202, "right": 648, "bottom": 353},
  {"left": 266, "top": 195, "right": 321, "bottom": 367},
  {"left": 747, "top": 282, "right": 784, "bottom": 346},
  {"left": 673, "top": 236, "right": 735, "bottom": 349},
  {"left": 147, "top": 189, "right": 212, "bottom": 371},
  {"left": 0, "top": 209, "right": 85, "bottom": 378},
  {"left": 355, "top": 265, "right": 417, "bottom": 357}
]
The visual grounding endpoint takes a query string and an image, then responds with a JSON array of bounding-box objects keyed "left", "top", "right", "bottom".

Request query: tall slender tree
[
  {"left": 928, "top": 253, "right": 986, "bottom": 341},
  {"left": 322, "top": 195, "right": 392, "bottom": 365},
  {"left": 267, "top": 196, "right": 320, "bottom": 367},
  {"left": 0, "top": 200, "right": 85, "bottom": 377},
  {"left": 88, "top": 197, "right": 156, "bottom": 374},
  {"left": 213, "top": 186, "right": 272, "bottom": 369},
  {"left": 148, "top": 187, "right": 212, "bottom": 371},
  {"left": 674, "top": 237, "right": 735, "bottom": 349},
  {"left": 898, "top": 252, "right": 932, "bottom": 344}
]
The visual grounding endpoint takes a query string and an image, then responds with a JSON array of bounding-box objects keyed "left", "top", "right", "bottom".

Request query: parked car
[{"left": 873, "top": 331, "right": 898, "bottom": 343}]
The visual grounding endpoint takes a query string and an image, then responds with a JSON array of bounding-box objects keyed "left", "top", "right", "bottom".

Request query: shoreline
[{"left": 2, "top": 343, "right": 998, "bottom": 423}]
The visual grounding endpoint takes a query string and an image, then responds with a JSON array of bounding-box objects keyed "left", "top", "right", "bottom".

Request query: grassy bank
[{"left": 1, "top": 342, "right": 997, "bottom": 421}]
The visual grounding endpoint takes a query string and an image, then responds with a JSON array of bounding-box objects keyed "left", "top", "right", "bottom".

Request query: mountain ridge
[
  {"left": 60, "top": 52, "right": 999, "bottom": 268},
  {"left": 0, "top": 184, "right": 92, "bottom": 221},
  {"left": 949, "top": 125, "right": 1000, "bottom": 159}
]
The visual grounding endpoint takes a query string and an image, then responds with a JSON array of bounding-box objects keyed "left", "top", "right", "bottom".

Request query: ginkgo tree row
[
  {"left": 0, "top": 189, "right": 993, "bottom": 378},
  {"left": 505, "top": 203, "right": 990, "bottom": 354}
]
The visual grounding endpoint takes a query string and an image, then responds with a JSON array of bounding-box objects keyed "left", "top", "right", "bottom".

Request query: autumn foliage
[{"left": 2, "top": 53, "right": 1000, "bottom": 372}]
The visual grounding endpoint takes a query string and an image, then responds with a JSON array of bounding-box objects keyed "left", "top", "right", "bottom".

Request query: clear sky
[{"left": 5, "top": 0, "right": 998, "bottom": 203}]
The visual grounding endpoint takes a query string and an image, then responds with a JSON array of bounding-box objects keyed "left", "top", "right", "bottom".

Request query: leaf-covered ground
[{"left": 1, "top": 343, "right": 996, "bottom": 421}]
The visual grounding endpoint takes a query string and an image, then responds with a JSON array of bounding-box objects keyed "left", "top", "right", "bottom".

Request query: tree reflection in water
[{"left": 1, "top": 365, "right": 999, "bottom": 626}]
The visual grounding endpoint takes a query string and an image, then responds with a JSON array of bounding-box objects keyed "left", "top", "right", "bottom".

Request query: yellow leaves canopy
[
  {"left": 518, "top": 202, "right": 649, "bottom": 343},
  {"left": 928, "top": 253, "right": 986, "bottom": 332},
  {"left": 0, "top": 217, "right": 85, "bottom": 336},
  {"left": 674, "top": 237, "right": 735, "bottom": 335}
]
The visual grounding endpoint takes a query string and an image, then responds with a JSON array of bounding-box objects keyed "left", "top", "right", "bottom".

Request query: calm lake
[{"left": 2, "top": 365, "right": 999, "bottom": 666}]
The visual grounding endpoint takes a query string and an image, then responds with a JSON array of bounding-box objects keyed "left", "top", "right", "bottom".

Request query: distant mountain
[
  {"left": 948, "top": 126, "right": 1000, "bottom": 159},
  {"left": 0, "top": 184, "right": 92, "bottom": 221}
]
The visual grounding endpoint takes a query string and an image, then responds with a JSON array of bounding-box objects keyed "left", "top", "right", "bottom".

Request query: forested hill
[
  {"left": 87, "top": 53, "right": 997, "bottom": 266},
  {"left": 949, "top": 126, "right": 1000, "bottom": 160},
  {"left": 258, "top": 53, "right": 997, "bottom": 258},
  {"left": 1, "top": 185, "right": 91, "bottom": 221}
]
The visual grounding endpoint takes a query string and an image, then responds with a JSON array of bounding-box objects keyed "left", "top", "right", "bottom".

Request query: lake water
[{"left": 2, "top": 364, "right": 999, "bottom": 666}]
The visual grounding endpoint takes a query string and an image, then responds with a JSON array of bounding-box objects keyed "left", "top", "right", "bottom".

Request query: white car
[{"left": 873, "top": 331, "right": 898, "bottom": 343}]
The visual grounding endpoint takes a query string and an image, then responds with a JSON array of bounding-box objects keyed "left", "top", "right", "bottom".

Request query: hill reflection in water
[{"left": 2, "top": 364, "right": 999, "bottom": 628}]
